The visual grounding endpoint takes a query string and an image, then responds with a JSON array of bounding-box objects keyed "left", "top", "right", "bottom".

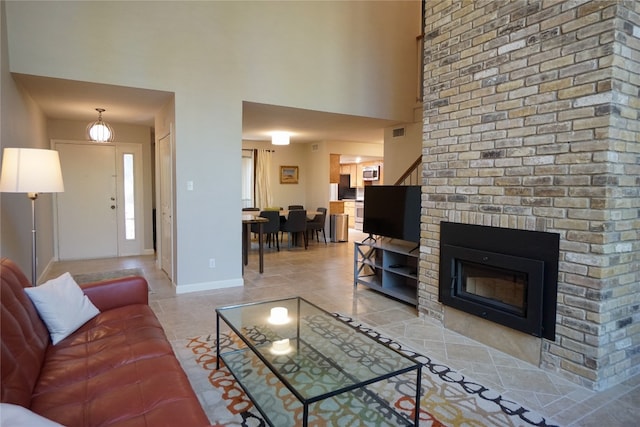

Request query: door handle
[{"left": 111, "top": 205, "right": 116, "bottom": 210}]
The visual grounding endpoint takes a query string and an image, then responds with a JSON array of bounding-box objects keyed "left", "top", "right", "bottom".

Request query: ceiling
[
  {"left": 14, "top": 74, "right": 173, "bottom": 127},
  {"left": 15, "top": 74, "right": 400, "bottom": 161}
]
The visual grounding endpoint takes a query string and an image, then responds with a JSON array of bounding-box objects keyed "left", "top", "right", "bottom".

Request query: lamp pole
[{"left": 28, "top": 192, "right": 38, "bottom": 285}]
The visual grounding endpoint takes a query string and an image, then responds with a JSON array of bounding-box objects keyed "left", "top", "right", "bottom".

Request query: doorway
[{"left": 55, "top": 141, "right": 144, "bottom": 260}]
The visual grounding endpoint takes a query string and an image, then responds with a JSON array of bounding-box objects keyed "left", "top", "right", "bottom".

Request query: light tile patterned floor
[{"left": 45, "top": 230, "right": 639, "bottom": 426}]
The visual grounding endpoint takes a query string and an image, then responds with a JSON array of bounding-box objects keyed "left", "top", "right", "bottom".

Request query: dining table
[
  {"left": 242, "top": 214, "right": 268, "bottom": 273},
  {"left": 278, "top": 209, "right": 321, "bottom": 219}
]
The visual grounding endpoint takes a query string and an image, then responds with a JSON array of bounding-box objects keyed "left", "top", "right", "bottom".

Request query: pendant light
[{"left": 87, "top": 108, "right": 114, "bottom": 142}]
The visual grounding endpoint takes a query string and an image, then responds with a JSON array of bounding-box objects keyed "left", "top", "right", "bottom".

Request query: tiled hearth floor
[{"left": 44, "top": 230, "right": 639, "bottom": 426}]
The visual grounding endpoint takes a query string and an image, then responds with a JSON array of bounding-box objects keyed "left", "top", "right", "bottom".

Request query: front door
[{"left": 56, "top": 143, "right": 118, "bottom": 259}]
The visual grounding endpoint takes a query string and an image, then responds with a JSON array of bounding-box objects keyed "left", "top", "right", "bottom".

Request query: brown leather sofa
[{"left": 1, "top": 258, "right": 210, "bottom": 426}]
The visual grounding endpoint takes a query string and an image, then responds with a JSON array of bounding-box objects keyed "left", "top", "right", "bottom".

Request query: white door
[
  {"left": 56, "top": 143, "right": 118, "bottom": 259},
  {"left": 158, "top": 133, "right": 173, "bottom": 279}
]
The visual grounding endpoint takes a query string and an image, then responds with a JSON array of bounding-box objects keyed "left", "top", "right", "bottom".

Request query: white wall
[
  {"left": 0, "top": 2, "right": 56, "bottom": 281},
  {"left": 5, "top": 1, "right": 421, "bottom": 290}
]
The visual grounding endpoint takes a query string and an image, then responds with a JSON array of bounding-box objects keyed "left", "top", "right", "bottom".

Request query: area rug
[
  {"left": 72, "top": 268, "right": 144, "bottom": 284},
  {"left": 173, "top": 314, "right": 557, "bottom": 427}
]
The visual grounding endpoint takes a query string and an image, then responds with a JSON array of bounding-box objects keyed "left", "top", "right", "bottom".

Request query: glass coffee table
[{"left": 216, "top": 297, "right": 422, "bottom": 426}]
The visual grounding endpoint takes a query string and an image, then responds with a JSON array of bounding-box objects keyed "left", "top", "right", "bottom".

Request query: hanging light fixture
[
  {"left": 271, "top": 131, "right": 290, "bottom": 146},
  {"left": 87, "top": 108, "right": 114, "bottom": 142}
]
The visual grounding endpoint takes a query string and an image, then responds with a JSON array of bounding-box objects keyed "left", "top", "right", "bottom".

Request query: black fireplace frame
[{"left": 439, "top": 222, "right": 559, "bottom": 341}]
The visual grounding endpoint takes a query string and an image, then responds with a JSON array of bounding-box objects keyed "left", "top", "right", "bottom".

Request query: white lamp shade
[
  {"left": 0, "top": 148, "right": 65, "bottom": 194},
  {"left": 271, "top": 132, "right": 290, "bottom": 145}
]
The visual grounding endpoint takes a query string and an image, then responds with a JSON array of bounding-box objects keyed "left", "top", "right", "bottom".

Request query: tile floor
[{"left": 44, "top": 229, "right": 639, "bottom": 426}]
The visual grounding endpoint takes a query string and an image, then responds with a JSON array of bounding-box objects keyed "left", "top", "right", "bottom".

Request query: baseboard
[
  {"left": 174, "top": 278, "right": 244, "bottom": 294},
  {"left": 38, "top": 257, "right": 59, "bottom": 284},
  {"left": 142, "top": 248, "right": 155, "bottom": 255}
]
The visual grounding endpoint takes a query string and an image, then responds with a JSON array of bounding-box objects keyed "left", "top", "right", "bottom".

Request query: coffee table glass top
[{"left": 216, "top": 297, "right": 420, "bottom": 402}]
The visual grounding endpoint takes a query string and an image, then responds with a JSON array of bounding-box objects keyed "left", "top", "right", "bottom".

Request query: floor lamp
[{"left": 0, "top": 148, "right": 65, "bottom": 285}]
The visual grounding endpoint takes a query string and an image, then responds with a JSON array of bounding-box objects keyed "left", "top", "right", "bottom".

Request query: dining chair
[
  {"left": 251, "top": 210, "right": 280, "bottom": 251},
  {"left": 279, "top": 206, "right": 301, "bottom": 243},
  {"left": 281, "top": 209, "right": 308, "bottom": 249},
  {"left": 306, "top": 207, "right": 327, "bottom": 244},
  {"left": 242, "top": 207, "right": 260, "bottom": 212}
]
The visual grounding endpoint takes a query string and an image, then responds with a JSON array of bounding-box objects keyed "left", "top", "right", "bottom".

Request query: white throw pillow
[
  {"left": 0, "top": 403, "right": 65, "bottom": 426},
  {"left": 24, "top": 272, "right": 99, "bottom": 345}
]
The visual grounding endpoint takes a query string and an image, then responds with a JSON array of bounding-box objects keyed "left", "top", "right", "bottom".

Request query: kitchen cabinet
[
  {"left": 340, "top": 161, "right": 383, "bottom": 188},
  {"left": 330, "top": 154, "right": 341, "bottom": 183},
  {"left": 339, "top": 164, "right": 357, "bottom": 188},
  {"left": 343, "top": 200, "right": 355, "bottom": 228},
  {"left": 329, "top": 201, "right": 344, "bottom": 214},
  {"left": 355, "top": 163, "right": 363, "bottom": 188}
]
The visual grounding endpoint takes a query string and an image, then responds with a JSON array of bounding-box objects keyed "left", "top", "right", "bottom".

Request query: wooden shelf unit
[{"left": 354, "top": 238, "right": 419, "bottom": 306}]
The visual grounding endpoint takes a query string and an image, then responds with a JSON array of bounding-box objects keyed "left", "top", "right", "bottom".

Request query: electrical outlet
[{"left": 209, "top": 258, "right": 216, "bottom": 268}]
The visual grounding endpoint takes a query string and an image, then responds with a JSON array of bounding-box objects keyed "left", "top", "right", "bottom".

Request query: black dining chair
[
  {"left": 242, "top": 207, "right": 260, "bottom": 212},
  {"left": 280, "top": 206, "right": 303, "bottom": 243},
  {"left": 307, "top": 207, "right": 327, "bottom": 244},
  {"left": 251, "top": 210, "right": 280, "bottom": 251},
  {"left": 281, "top": 209, "right": 308, "bottom": 249}
]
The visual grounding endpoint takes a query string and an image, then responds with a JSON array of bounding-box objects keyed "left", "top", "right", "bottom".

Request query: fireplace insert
[{"left": 439, "top": 222, "right": 559, "bottom": 340}]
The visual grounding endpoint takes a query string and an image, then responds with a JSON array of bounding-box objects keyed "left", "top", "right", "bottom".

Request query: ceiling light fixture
[
  {"left": 271, "top": 131, "right": 290, "bottom": 146},
  {"left": 87, "top": 108, "right": 114, "bottom": 142}
]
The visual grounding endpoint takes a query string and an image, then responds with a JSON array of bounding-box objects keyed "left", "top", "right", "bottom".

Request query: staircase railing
[{"left": 394, "top": 156, "right": 422, "bottom": 186}]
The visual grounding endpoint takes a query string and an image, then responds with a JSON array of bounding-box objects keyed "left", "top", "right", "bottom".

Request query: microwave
[{"left": 363, "top": 166, "right": 379, "bottom": 181}]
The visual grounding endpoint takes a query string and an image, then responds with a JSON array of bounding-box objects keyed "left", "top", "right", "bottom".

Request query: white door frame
[{"left": 156, "top": 128, "right": 174, "bottom": 282}]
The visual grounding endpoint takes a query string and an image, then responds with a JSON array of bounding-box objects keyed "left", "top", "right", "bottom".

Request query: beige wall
[
  {"left": 4, "top": 1, "right": 420, "bottom": 290},
  {"left": 241, "top": 141, "right": 310, "bottom": 209},
  {"left": 383, "top": 121, "right": 422, "bottom": 184},
  {"left": 0, "top": 2, "right": 56, "bottom": 281}
]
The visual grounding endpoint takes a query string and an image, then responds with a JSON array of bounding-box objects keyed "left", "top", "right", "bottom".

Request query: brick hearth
[{"left": 418, "top": 0, "right": 639, "bottom": 391}]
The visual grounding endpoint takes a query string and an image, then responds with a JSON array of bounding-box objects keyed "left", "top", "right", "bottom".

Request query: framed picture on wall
[{"left": 280, "top": 166, "right": 299, "bottom": 184}]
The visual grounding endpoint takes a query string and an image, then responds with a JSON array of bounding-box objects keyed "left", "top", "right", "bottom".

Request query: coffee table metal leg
[
  {"left": 303, "top": 403, "right": 309, "bottom": 427},
  {"left": 216, "top": 313, "right": 221, "bottom": 370},
  {"left": 414, "top": 365, "right": 422, "bottom": 425}
]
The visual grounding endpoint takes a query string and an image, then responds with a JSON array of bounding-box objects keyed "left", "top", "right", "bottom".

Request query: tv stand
[{"left": 354, "top": 238, "right": 418, "bottom": 306}]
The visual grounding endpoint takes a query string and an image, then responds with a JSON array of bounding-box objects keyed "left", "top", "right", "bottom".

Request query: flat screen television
[{"left": 363, "top": 185, "right": 421, "bottom": 243}]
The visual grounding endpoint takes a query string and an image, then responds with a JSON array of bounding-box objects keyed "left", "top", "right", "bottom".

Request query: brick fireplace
[{"left": 419, "top": 0, "right": 639, "bottom": 391}]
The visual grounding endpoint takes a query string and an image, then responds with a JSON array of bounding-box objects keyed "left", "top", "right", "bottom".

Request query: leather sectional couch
[{"left": 0, "top": 258, "right": 210, "bottom": 426}]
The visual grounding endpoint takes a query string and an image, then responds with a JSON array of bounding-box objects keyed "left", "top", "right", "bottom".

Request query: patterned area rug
[
  {"left": 72, "top": 268, "right": 144, "bottom": 284},
  {"left": 173, "top": 314, "right": 557, "bottom": 427}
]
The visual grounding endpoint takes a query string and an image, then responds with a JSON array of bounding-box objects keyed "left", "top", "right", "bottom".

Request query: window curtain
[{"left": 255, "top": 149, "right": 273, "bottom": 209}]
